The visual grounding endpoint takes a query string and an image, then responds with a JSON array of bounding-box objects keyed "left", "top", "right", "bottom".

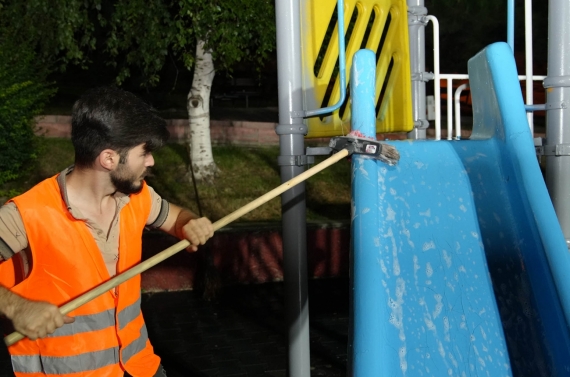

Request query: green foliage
[
  {"left": 106, "top": 0, "right": 276, "bottom": 86},
  {"left": 0, "top": 0, "right": 100, "bottom": 71},
  {"left": 0, "top": 0, "right": 276, "bottom": 88},
  {"left": 176, "top": 0, "right": 276, "bottom": 72},
  {"left": 106, "top": 0, "right": 179, "bottom": 86},
  {"left": 0, "top": 40, "right": 56, "bottom": 186}
]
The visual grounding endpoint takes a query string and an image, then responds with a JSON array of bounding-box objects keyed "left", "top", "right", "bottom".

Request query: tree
[
  {"left": 0, "top": 36, "right": 56, "bottom": 189},
  {"left": 108, "top": 0, "right": 275, "bottom": 182},
  {"left": 0, "top": 0, "right": 276, "bottom": 182},
  {"left": 0, "top": 3, "right": 58, "bottom": 189},
  {"left": 0, "top": 0, "right": 100, "bottom": 70}
]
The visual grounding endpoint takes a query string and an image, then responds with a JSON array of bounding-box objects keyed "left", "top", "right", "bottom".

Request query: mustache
[{"left": 141, "top": 167, "right": 153, "bottom": 179}]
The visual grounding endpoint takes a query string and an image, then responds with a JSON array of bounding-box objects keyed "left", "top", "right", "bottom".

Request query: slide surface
[{"left": 349, "top": 42, "right": 570, "bottom": 376}]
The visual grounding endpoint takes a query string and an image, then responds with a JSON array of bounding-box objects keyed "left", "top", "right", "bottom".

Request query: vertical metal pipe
[
  {"left": 545, "top": 0, "right": 570, "bottom": 248},
  {"left": 446, "top": 77, "right": 452, "bottom": 140},
  {"left": 424, "top": 15, "right": 440, "bottom": 140},
  {"left": 274, "top": 0, "right": 311, "bottom": 376},
  {"left": 507, "top": 0, "right": 515, "bottom": 51},
  {"left": 525, "top": 0, "right": 534, "bottom": 133},
  {"left": 455, "top": 83, "right": 469, "bottom": 139},
  {"left": 407, "top": 0, "right": 428, "bottom": 140}
]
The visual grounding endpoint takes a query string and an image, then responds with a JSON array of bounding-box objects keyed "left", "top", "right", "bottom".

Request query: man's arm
[
  {"left": 0, "top": 286, "right": 74, "bottom": 340},
  {"left": 158, "top": 203, "right": 214, "bottom": 252},
  {"left": 0, "top": 204, "right": 74, "bottom": 340}
]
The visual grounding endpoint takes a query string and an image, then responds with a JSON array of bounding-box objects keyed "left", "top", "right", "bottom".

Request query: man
[{"left": 0, "top": 86, "right": 214, "bottom": 377}]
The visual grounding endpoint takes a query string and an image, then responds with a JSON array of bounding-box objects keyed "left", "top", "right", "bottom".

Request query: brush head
[
  {"left": 329, "top": 135, "right": 400, "bottom": 166},
  {"left": 377, "top": 143, "right": 400, "bottom": 166}
]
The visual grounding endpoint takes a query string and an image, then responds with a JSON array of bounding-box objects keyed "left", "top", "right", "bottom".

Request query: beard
[{"left": 110, "top": 165, "right": 149, "bottom": 195}]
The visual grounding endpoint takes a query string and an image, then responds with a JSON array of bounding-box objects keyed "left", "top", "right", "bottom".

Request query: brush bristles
[{"left": 379, "top": 143, "right": 400, "bottom": 166}]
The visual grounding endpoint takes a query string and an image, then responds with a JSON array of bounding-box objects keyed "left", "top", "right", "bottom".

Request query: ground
[{"left": 0, "top": 278, "right": 349, "bottom": 377}]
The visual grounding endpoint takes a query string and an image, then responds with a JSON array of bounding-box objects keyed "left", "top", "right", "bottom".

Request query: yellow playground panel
[{"left": 302, "top": 0, "right": 413, "bottom": 138}]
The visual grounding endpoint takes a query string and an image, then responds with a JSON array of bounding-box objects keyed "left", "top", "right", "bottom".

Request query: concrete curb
[
  {"left": 35, "top": 115, "right": 545, "bottom": 145},
  {"left": 35, "top": 115, "right": 284, "bottom": 146}
]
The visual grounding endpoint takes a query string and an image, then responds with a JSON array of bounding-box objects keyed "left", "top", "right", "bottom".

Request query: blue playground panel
[{"left": 349, "top": 43, "right": 570, "bottom": 376}]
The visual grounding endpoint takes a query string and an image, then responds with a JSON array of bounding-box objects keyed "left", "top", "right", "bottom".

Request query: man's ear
[{"left": 97, "top": 149, "right": 120, "bottom": 171}]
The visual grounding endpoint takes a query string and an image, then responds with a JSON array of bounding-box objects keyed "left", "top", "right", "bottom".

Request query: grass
[{"left": 1, "top": 138, "right": 352, "bottom": 223}]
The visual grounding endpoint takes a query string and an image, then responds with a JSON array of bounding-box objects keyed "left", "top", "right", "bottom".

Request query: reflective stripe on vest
[
  {"left": 13, "top": 297, "right": 148, "bottom": 373},
  {"left": 122, "top": 324, "right": 149, "bottom": 364},
  {"left": 47, "top": 308, "right": 115, "bottom": 337},
  {"left": 45, "top": 295, "right": 142, "bottom": 338},
  {"left": 118, "top": 296, "right": 142, "bottom": 330},
  {"left": 10, "top": 322, "right": 149, "bottom": 374},
  {"left": 12, "top": 347, "right": 119, "bottom": 374}
]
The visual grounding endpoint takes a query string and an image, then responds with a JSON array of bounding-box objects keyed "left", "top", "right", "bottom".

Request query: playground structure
[
  {"left": 274, "top": 0, "right": 570, "bottom": 376},
  {"left": 351, "top": 43, "right": 570, "bottom": 376}
]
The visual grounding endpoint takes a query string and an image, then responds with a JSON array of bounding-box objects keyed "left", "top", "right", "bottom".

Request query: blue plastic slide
[{"left": 349, "top": 43, "right": 570, "bottom": 376}]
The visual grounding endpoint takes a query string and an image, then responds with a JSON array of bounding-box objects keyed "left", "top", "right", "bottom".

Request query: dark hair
[{"left": 71, "top": 86, "right": 170, "bottom": 168}]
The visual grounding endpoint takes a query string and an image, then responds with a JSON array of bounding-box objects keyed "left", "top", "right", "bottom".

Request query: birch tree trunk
[{"left": 187, "top": 39, "right": 219, "bottom": 182}]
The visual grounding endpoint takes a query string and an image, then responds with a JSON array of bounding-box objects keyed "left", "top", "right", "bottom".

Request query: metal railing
[
  {"left": 434, "top": 75, "right": 547, "bottom": 140},
  {"left": 427, "top": 8, "right": 545, "bottom": 140}
]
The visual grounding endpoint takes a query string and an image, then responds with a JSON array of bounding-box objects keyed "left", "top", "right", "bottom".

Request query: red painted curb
[{"left": 141, "top": 222, "right": 350, "bottom": 292}]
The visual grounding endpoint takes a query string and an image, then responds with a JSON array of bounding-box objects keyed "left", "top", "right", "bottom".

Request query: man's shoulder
[
  {"left": 11, "top": 175, "right": 61, "bottom": 208},
  {"left": 0, "top": 201, "right": 27, "bottom": 256},
  {"left": 0, "top": 202, "right": 21, "bottom": 221}
]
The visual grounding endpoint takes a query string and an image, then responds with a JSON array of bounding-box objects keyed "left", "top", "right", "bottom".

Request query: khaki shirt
[{"left": 0, "top": 167, "right": 164, "bottom": 277}]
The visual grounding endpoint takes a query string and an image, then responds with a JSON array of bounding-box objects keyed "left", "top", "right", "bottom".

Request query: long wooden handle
[{"left": 4, "top": 148, "right": 349, "bottom": 346}]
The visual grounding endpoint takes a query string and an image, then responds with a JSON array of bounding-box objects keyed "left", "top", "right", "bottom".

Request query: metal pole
[
  {"left": 274, "top": 0, "right": 311, "bottom": 376},
  {"left": 407, "top": 0, "right": 429, "bottom": 140},
  {"left": 507, "top": 0, "right": 515, "bottom": 51},
  {"left": 545, "top": 0, "right": 570, "bottom": 249},
  {"left": 525, "top": 0, "right": 534, "bottom": 133},
  {"left": 425, "top": 15, "right": 440, "bottom": 140}
]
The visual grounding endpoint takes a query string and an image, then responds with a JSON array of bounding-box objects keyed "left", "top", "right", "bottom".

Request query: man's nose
[{"left": 145, "top": 153, "right": 155, "bottom": 167}]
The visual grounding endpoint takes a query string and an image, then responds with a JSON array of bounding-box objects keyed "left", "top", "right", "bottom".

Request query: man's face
[{"left": 110, "top": 144, "right": 155, "bottom": 194}]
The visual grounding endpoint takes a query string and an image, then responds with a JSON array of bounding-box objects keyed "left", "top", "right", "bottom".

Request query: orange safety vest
[{"left": 0, "top": 175, "right": 160, "bottom": 377}]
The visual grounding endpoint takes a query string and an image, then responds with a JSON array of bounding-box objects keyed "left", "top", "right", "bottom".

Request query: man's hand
[
  {"left": 1, "top": 290, "right": 74, "bottom": 340},
  {"left": 159, "top": 203, "right": 215, "bottom": 251},
  {"left": 180, "top": 217, "right": 214, "bottom": 252}
]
